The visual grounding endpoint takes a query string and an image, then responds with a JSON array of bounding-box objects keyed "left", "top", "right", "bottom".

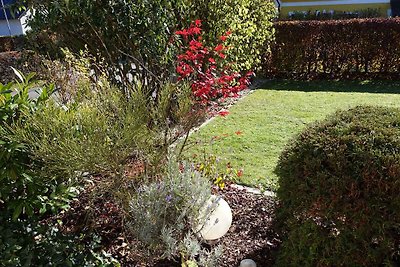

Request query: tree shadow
[
  {"left": 241, "top": 206, "right": 283, "bottom": 267},
  {"left": 255, "top": 79, "right": 400, "bottom": 94}
]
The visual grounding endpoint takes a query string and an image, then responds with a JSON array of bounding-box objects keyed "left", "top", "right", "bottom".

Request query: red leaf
[
  {"left": 175, "top": 29, "right": 188, "bottom": 36},
  {"left": 188, "top": 27, "right": 201, "bottom": 35},
  {"left": 214, "top": 44, "right": 224, "bottom": 52},
  {"left": 189, "top": 40, "right": 203, "bottom": 48},
  {"left": 218, "top": 110, "right": 230, "bottom": 117}
]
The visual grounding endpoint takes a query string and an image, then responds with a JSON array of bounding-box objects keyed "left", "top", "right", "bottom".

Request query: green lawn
[{"left": 185, "top": 80, "right": 400, "bottom": 191}]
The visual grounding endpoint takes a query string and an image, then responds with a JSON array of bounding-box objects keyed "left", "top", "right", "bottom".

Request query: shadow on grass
[{"left": 256, "top": 79, "right": 400, "bottom": 94}]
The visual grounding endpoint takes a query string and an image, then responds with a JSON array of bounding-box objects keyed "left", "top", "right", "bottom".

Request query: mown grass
[{"left": 185, "top": 80, "right": 400, "bottom": 191}]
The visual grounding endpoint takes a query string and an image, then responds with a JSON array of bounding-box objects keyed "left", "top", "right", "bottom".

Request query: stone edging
[{"left": 230, "top": 184, "right": 276, "bottom": 198}]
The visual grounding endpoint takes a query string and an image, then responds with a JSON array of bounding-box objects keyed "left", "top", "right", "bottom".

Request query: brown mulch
[
  {"left": 0, "top": 51, "right": 22, "bottom": 84},
  {"left": 218, "top": 185, "right": 281, "bottom": 267},
  {"left": 0, "top": 50, "right": 43, "bottom": 84}
]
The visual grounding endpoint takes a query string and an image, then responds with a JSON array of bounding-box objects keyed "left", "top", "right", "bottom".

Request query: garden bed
[
  {"left": 0, "top": 50, "right": 42, "bottom": 84},
  {"left": 218, "top": 185, "right": 280, "bottom": 266},
  {"left": 50, "top": 182, "right": 281, "bottom": 266}
]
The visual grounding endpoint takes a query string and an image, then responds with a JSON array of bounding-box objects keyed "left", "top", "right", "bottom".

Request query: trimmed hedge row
[
  {"left": 264, "top": 18, "right": 400, "bottom": 80},
  {"left": 275, "top": 106, "right": 400, "bottom": 266}
]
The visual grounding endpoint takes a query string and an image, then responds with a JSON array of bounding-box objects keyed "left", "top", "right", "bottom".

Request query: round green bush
[{"left": 275, "top": 106, "right": 400, "bottom": 266}]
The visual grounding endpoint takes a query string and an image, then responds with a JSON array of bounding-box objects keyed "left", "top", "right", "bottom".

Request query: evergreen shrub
[
  {"left": 27, "top": 0, "right": 276, "bottom": 88},
  {"left": 0, "top": 72, "right": 118, "bottom": 266},
  {"left": 275, "top": 106, "right": 400, "bottom": 266}
]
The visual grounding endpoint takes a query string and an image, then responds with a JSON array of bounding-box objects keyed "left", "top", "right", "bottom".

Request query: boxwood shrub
[{"left": 275, "top": 106, "right": 400, "bottom": 266}]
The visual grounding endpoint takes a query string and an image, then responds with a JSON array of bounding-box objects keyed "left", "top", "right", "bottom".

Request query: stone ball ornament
[{"left": 195, "top": 195, "right": 232, "bottom": 240}]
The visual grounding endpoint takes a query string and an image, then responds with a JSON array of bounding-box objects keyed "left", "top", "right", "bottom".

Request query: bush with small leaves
[
  {"left": 27, "top": 0, "right": 276, "bottom": 90},
  {"left": 0, "top": 216, "right": 120, "bottom": 266},
  {"left": 275, "top": 106, "right": 400, "bottom": 266},
  {"left": 127, "top": 159, "right": 222, "bottom": 265},
  {"left": 0, "top": 70, "right": 76, "bottom": 220},
  {"left": 10, "top": 79, "right": 195, "bottom": 186},
  {"left": 181, "top": 0, "right": 277, "bottom": 71},
  {"left": 0, "top": 71, "right": 117, "bottom": 266}
]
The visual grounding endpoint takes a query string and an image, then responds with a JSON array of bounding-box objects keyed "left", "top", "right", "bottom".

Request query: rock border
[{"left": 230, "top": 183, "right": 276, "bottom": 198}]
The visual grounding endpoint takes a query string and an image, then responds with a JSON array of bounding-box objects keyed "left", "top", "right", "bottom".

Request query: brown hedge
[{"left": 264, "top": 18, "right": 400, "bottom": 80}]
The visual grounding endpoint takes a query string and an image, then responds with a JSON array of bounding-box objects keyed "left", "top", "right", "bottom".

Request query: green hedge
[
  {"left": 27, "top": 0, "right": 276, "bottom": 90},
  {"left": 264, "top": 18, "right": 400, "bottom": 80},
  {"left": 275, "top": 106, "right": 400, "bottom": 266}
]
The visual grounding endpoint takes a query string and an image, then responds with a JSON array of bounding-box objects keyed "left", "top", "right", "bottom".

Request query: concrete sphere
[{"left": 196, "top": 195, "right": 232, "bottom": 240}]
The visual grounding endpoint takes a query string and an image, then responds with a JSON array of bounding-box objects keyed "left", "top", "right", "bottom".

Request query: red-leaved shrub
[{"left": 175, "top": 20, "right": 253, "bottom": 103}]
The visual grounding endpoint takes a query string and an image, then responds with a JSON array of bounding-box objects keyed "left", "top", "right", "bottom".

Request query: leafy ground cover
[{"left": 185, "top": 80, "right": 400, "bottom": 190}]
